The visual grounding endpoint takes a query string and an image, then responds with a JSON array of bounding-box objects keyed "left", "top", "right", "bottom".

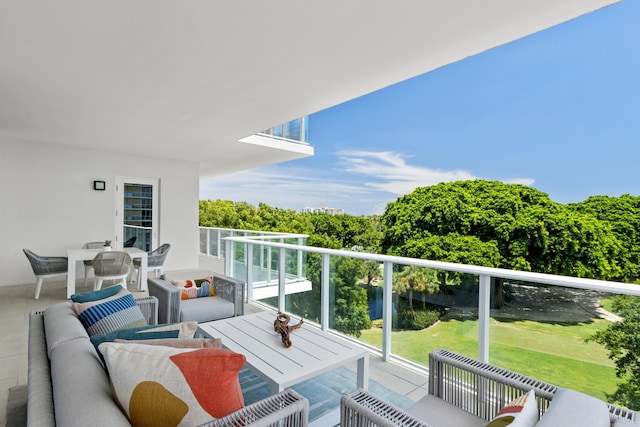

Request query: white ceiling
[{"left": 0, "top": 0, "right": 619, "bottom": 176}]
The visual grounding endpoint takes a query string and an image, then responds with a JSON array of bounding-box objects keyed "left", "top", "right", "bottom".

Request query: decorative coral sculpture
[{"left": 273, "top": 311, "right": 304, "bottom": 348}]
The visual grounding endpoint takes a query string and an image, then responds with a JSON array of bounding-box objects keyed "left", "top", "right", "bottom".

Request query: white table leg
[
  {"left": 357, "top": 353, "right": 369, "bottom": 390},
  {"left": 270, "top": 381, "right": 282, "bottom": 395},
  {"left": 139, "top": 254, "right": 148, "bottom": 291},
  {"left": 67, "top": 257, "right": 76, "bottom": 299}
]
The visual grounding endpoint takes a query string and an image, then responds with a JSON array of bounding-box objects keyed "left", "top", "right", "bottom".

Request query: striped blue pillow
[{"left": 72, "top": 288, "right": 147, "bottom": 336}]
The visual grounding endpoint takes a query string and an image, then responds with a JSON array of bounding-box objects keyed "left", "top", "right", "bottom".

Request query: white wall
[{"left": 0, "top": 140, "right": 200, "bottom": 287}]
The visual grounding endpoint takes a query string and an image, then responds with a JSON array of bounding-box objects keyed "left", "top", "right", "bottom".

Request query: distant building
[{"left": 302, "top": 205, "right": 345, "bottom": 215}]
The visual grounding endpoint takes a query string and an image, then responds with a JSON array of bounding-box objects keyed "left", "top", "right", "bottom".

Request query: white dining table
[{"left": 66, "top": 247, "right": 148, "bottom": 299}]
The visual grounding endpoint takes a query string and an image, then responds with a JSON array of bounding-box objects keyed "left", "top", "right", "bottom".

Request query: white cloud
[
  {"left": 200, "top": 151, "right": 536, "bottom": 215},
  {"left": 337, "top": 150, "right": 477, "bottom": 195}
]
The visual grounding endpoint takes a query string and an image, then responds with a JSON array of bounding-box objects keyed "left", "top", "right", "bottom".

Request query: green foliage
[
  {"left": 381, "top": 180, "right": 624, "bottom": 281},
  {"left": 570, "top": 195, "right": 640, "bottom": 282},
  {"left": 394, "top": 309, "right": 441, "bottom": 330},
  {"left": 393, "top": 265, "right": 439, "bottom": 311},
  {"left": 590, "top": 297, "right": 640, "bottom": 409}
]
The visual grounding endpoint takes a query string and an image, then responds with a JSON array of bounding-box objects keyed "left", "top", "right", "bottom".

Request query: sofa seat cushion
[
  {"left": 100, "top": 342, "right": 246, "bottom": 426},
  {"left": 536, "top": 388, "right": 610, "bottom": 427},
  {"left": 406, "top": 394, "right": 487, "bottom": 427},
  {"left": 179, "top": 296, "right": 235, "bottom": 323},
  {"left": 50, "top": 333, "right": 130, "bottom": 426}
]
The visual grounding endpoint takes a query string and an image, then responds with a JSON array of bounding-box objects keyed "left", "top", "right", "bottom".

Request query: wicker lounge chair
[
  {"left": 22, "top": 248, "right": 68, "bottom": 299},
  {"left": 340, "top": 348, "right": 638, "bottom": 427}
]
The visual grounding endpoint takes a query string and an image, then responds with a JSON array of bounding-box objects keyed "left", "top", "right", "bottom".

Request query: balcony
[
  {"left": 3, "top": 226, "right": 637, "bottom": 425},
  {"left": 200, "top": 227, "right": 640, "bottom": 410}
]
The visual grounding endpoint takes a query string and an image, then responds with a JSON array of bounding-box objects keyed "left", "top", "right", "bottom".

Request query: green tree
[
  {"left": 332, "top": 257, "right": 372, "bottom": 336},
  {"left": 393, "top": 265, "right": 439, "bottom": 311},
  {"left": 381, "top": 180, "right": 622, "bottom": 281},
  {"left": 590, "top": 297, "right": 640, "bottom": 410},
  {"left": 570, "top": 195, "right": 640, "bottom": 283}
]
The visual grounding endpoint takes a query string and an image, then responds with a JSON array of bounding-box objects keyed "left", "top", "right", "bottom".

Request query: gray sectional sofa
[
  {"left": 27, "top": 297, "right": 159, "bottom": 427},
  {"left": 147, "top": 272, "right": 244, "bottom": 324},
  {"left": 27, "top": 295, "right": 308, "bottom": 427}
]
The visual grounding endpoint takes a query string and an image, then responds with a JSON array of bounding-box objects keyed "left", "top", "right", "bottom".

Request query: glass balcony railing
[
  {"left": 199, "top": 226, "right": 640, "bottom": 402},
  {"left": 259, "top": 116, "right": 309, "bottom": 144}
]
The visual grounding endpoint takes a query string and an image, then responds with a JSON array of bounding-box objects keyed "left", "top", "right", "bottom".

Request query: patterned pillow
[
  {"left": 99, "top": 342, "right": 246, "bottom": 426},
  {"left": 71, "top": 284, "right": 123, "bottom": 303},
  {"left": 72, "top": 288, "right": 147, "bottom": 336},
  {"left": 486, "top": 390, "right": 538, "bottom": 427},
  {"left": 173, "top": 277, "right": 215, "bottom": 300},
  {"left": 114, "top": 338, "right": 222, "bottom": 349},
  {"left": 90, "top": 322, "right": 199, "bottom": 349}
]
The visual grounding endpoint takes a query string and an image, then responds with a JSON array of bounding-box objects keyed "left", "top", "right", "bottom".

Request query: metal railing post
[
  {"left": 246, "top": 243, "right": 253, "bottom": 302},
  {"left": 297, "top": 237, "right": 304, "bottom": 280},
  {"left": 278, "top": 247, "right": 286, "bottom": 311},
  {"left": 478, "top": 274, "right": 491, "bottom": 363},
  {"left": 382, "top": 261, "right": 393, "bottom": 362},
  {"left": 321, "top": 254, "right": 330, "bottom": 331},
  {"left": 224, "top": 239, "right": 232, "bottom": 276}
]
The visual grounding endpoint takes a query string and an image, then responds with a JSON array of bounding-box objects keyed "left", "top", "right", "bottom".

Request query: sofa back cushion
[
  {"left": 44, "top": 302, "right": 90, "bottom": 358},
  {"left": 536, "top": 388, "right": 610, "bottom": 427}
]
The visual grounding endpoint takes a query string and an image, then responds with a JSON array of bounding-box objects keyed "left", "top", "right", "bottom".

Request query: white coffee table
[{"left": 198, "top": 310, "right": 369, "bottom": 395}]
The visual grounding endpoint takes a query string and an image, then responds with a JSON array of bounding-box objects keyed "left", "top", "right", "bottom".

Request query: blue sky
[{"left": 201, "top": 1, "right": 639, "bottom": 216}]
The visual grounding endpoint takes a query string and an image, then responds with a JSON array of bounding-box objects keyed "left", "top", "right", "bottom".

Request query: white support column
[
  {"left": 382, "top": 261, "right": 393, "bottom": 362},
  {"left": 478, "top": 274, "right": 491, "bottom": 363},
  {"left": 246, "top": 244, "right": 253, "bottom": 302},
  {"left": 278, "top": 247, "right": 286, "bottom": 311},
  {"left": 321, "top": 253, "right": 330, "bottom": 331}
]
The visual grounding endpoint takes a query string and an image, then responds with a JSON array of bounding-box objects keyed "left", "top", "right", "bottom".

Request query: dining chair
[
  {"left": 123, "top": 236, "right": 137, "bottom": 248},
  {"left": 82, "top": 241, "right": 105, "bottom": 288},
  {"left": 132, "top": 243, "right": 171, "bottom": 288},
  {"left": 92, "top": 251, "right": 132, "bottom": 291},
  {"left": 22, "top": 249, "right": 68, "bottom": 299}
]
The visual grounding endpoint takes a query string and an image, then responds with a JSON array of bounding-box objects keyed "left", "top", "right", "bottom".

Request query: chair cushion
[
  {"left": 179, "top": 296, "right": 235, "bottom": 323},
  {"left": 72, "top": 287, "right": 147, "bottom": 336},
  {"left": 485, "top": 390, "right": 538, "bottom": 427},
  {"left": 536, "top": 388, "right": 610, "bottom": 427},
  {"left": 99, "top": 342, "right": 246, "bottom": 426},
  {"left": 406, "top": 394, "right": 487, "bottom": 427}
]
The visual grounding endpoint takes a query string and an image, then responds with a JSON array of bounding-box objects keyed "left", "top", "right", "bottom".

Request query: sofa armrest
[
  {"left": 198, "top": 389, "right": 309, "bottom": 427},
  {"left": 211, "top": 273, "right": 244, "bottom": 317},
  {"left": 340, "top": 389, "right": 430, "bottom": 427},
  {"left": 147, "top": 278, "right": 181, "bottom": 324},
  {"left": 27, "top": 311, "right": 56, "bottom": 427},
  {"left": 135, "top": 296, "right": 159, "bottom": 325}
]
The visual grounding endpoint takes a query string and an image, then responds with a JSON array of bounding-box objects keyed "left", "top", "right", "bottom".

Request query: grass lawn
[{"left": 359, "top": 317, "right": 619, "bottom": 401}]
